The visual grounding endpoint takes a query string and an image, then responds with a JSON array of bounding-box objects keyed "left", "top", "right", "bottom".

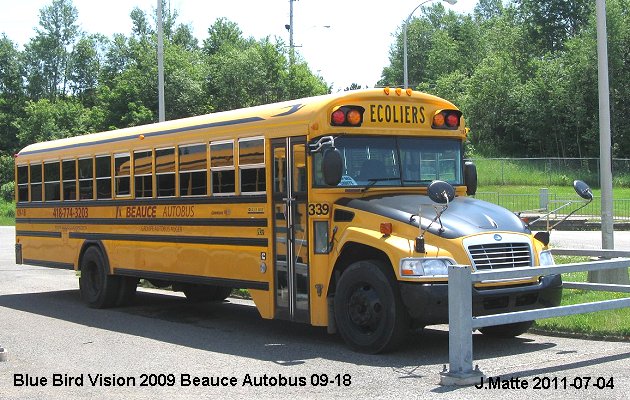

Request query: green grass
[
  {"left": 0, "top": 200, "right": 15, "bottom": 225},
  {"left": 532, "top": 256, "right": 630, "bottom": 338},
  {"left": 473, "top": 157, "right": 630, "bottom": 188}
]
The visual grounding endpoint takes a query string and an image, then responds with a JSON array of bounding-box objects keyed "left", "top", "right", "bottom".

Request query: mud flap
[{"left": 15, "top": 243, "right": 22, "bottom": 264}]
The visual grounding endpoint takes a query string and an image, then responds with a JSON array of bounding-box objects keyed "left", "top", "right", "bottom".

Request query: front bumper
[{"left": 399, "top": 274, "right": 563, "bottom": 325}]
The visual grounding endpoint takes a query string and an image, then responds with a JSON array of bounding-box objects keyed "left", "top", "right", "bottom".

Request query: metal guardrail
[{"left": 439, "top": 251, "right": 630, "bottom": 386}]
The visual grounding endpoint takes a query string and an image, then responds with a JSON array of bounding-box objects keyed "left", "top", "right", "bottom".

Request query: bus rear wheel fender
[{"left": 79, "top": 246, "right": 121, "bottom": 309}]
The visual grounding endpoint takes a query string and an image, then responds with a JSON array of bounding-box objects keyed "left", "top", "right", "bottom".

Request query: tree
[
  {"left": 474, "top": 0, "right": 504, "bottom": 22},
  {"left": 516, "top": 0, "right": 593, "bottom": 53},
  {"left": 69, "top": 34, "right": 105, "bottom": 106},
  {"left": 14, "top": 98, "right": 95, "bottom": 145},
  {"left": 203, "top": 19, "right": 327, "bottom": 111},
  {"left": 23, "top": 0, "right": 80, "bottom": 100},
  {"left": 163, "top": 37, "right": 210, "bottom": 119},
  {"left": 379, "top": 4, "right": 481, "bottom": 89},
  {"left": 203, "top": 18, "right": 246, "bottom": 57},
  {"left": 285, "top": 58, "right": 328, "bottom": 100},
  {"left": 173, "top": 24, "right": 199, "bottom": 52},
  {"left": 344, "top": 84, "right": 363, "bottom": 91},
  {"left": 0, "top": 35, "right": 25, "bottom": 154},
  {"left": 97, "top": 33, "right": 156, "bottom": 128}
]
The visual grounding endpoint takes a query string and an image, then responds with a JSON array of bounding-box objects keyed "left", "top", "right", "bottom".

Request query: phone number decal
[{"left": 52, "top": 207, "right": 88, "bottom": 219}]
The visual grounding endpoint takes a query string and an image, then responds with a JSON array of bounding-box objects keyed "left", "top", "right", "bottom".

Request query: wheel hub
[{"left": 348, "top": 284, "right": 382, "bottom": 330}]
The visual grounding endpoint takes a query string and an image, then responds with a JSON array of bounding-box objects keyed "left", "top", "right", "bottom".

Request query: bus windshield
[{"left": 313, "top": 136, "right": 462, "bottom": 187}]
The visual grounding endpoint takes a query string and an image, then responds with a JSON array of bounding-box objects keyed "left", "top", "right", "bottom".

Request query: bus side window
[
  {"left": 239, "top": 137, "right": 265, "bottom": 195},
  {"left": 156, "top": 147, "right": 175, "bottom": 197},
  {"left": 17, "top": 165, "right": 28, "bottom": 202},
  {"left": 95, "top": 155, "right": 112, "bottom": 199},
  {"left": 179, "top": 143, "right": 207, "bottom": 196},
  {"left": 78, "top": 157, "right": 94, "bottom": 200},
  {"left": 210, "top": 140, "right": 235, "bottom": 196},
  {"left": 115, "top": 153, "right": 131, "bottom": 197},
  {"left": 30, "top": 163, "right": 42, "bottom": 202},
  {"left": 134, "top": 150, "right": 153, "bottom": 198},
  {"left": 62, "top": 159, "right": 77, "bottom": 201},
  {"left": 44, "top": 161, "right": 61, "bottom": 201}
]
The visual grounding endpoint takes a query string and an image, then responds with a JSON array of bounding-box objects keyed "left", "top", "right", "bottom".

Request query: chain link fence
[
  {"left": 470, "top": 157, "right": 630, "bottom": 187},
  {"left": 470, "top": 158, "right": 630, "bottom": 220},
  {"left": 475, "top": 192, "right": 630, "bottom": 221}
]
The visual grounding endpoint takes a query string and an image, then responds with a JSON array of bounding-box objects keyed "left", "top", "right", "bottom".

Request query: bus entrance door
[{"left": 272, "top": 137, "right": 310, "bottom": 323}]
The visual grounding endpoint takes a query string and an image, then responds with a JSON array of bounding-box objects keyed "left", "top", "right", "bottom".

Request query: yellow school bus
[{"left": 14, "top": 88, "right": 561, "bottom": 353}]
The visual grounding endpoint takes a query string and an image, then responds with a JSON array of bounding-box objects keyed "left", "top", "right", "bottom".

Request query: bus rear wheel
[
  {"left": 334, "top": 260, "right": 408, "bottom": 354},
  {"left": 182, "top": 284, "right": 232, "bottom": 302},
  {"left": 79, "top": 246, "right": 120, "bottom": 308}
]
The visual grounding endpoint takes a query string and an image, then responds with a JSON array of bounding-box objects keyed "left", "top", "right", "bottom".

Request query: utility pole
[
  {"left": 157, "top": 0, "right": 165, "bottom": 122},
  {"left": 592, "top": 0, "right": 629, "bottom": 284},
  {"left": 288, "top": 0, "right": 296, "bottom": 66}
]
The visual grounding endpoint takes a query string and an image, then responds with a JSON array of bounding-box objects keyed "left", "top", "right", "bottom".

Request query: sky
[{"left": 0, "top": 0, "right": 477, "bottom": 91}]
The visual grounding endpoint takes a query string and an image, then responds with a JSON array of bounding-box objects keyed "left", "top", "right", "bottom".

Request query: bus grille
[{"left": 468, "top": 242, "right": 532, "bottom": 270}]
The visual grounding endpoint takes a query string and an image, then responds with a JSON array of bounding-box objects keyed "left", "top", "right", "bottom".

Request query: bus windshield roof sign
[{"left": 366, "top": 104, "right": 426, "bottom": 127}]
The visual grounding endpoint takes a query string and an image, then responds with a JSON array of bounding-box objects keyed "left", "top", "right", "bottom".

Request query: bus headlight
[
  {"left": 400, "top": 258, "right": 453, "bottom": 277},
  {"left": 539, "top": 250, "right": 555, "bottom": 266}
]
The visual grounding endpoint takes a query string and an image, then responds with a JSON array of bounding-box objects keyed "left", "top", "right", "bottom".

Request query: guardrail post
[
  {"left": 439, "top": 265, "right": 484, "bottom": 386},
  {"left": 539, "top": 188, "right": 549, "bottom": 210}
]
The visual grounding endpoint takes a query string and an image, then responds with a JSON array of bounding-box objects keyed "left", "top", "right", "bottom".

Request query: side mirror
[
  {"left": 464, "top": 161, "right": 477, "bottom": 196},
  {"left": 322, "top": 148, "right": 343, "bottom": 186},
  {"left": 573, "top": 180, "right": 593, "bottom": 201},
  {"left": 427, "top": 180, "right": 455, "bottom": 204}
]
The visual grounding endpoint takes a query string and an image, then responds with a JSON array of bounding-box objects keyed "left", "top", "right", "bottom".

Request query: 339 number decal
[{"left": 308, "top": 203, "right": 330, "bottom": 216}]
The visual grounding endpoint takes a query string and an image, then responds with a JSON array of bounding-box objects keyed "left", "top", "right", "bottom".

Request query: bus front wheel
[
  {"left": 334, "top": 260, "right": 408, "bottom": 354},
  {"left": 79, "top": 246, "right": 120, "bottom": 308}
]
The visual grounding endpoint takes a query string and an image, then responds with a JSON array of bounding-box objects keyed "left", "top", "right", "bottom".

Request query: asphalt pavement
[{"left": 1, "top": 226, "right": 629, "bottom": 399}]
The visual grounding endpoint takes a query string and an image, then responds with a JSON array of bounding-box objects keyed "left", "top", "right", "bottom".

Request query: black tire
[
  {"left": 334, "top": 260, "right": 408, "bottom": 354},
  {"left": 79, "top": 246, "right": 120, "bottom": 308},
  {"left": 182, "top": 284, "right": 232, "bottom": 302},
  {"left": 479, "top": 321, "right": 533, "bottom": 338}
]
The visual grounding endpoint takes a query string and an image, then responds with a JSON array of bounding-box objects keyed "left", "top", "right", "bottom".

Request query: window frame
[
  {"left": 44, "top": 160, "right": 61, "bottom": 202},
  {"left": 114, "top": 152, "right": 131, "bottom": 198},
  {"left": 16, "top": 164, "right": 29, "bottom": 202},
  {"left": 238, "top": 136, "right": 266, "bottom": 195},
  {"left": 62, "top": 159, "right": 77, "bottom": 201},
  {"left": 30, "top": 162, "right": 43, "bottom": 202},
  {"left": 78, "top": 156, "right": 94, "bottom": 200},
  {"left": 210, "top": 139, "right": 235, "bottom": 196},
  {"left": 155, "top": 146, "right": 176, "bottom": 198},
  {"left": 134, "top": 149, "right": 154, "bottom": 199},
  {"left": 178, "top": 142, "right": 207, "bottom": 197},
  {"left": 95, "top": 154, "right": 112, "bottom": 200}
]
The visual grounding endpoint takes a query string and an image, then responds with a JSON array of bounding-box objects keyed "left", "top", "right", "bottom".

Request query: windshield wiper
[
  {"left": 361, "top": 177, "right": 401, "bottom": 193},
  {"left": 402, "top": 179, "right": 432, "bottom": 185}
]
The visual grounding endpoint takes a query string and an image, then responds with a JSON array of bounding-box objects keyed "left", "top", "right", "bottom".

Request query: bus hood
[{"left": 336, "top": 194, "right": 530, "bottom": 239}]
